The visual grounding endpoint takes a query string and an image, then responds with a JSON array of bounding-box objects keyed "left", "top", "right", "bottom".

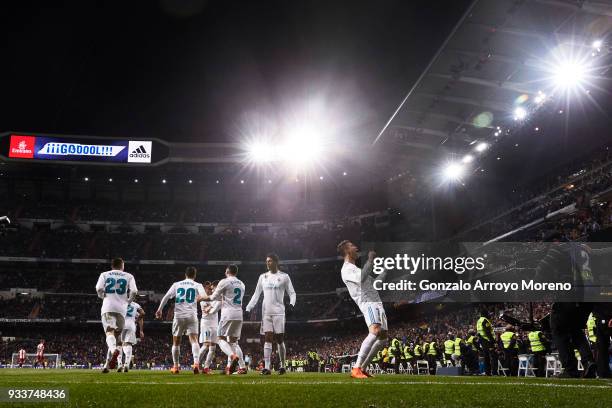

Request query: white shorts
[
  {"left": 360, "top": 302, "right": 388, "bottom": 330},
  {"left": 102, "top": 312, "right": 125, "bottom": 333},
  {"left": 217, "top": 319, "right": 242, "bottom": 339},
  {"left": 199, "top": 321, "right": 218, "bottom": 344},
  {"left": 121, "top": 323, "right": 137, "bottom": 344},
  {"left": 260, "top": 314, "right": 285, "bottom": 335},
  {"left": 172, "top": 316, "right": 199, "bottom": 337}
]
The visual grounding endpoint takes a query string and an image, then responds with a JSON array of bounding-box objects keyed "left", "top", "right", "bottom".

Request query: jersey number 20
[{"left": 176, "top": 288, "right": 196, "bottom": 303}]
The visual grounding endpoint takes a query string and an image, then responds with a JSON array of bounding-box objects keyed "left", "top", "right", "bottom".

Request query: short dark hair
[
  {"left": 111, "top": 258, "right": 124, "bottom": 270},
  {"left": 226, "top": 264, "right": 238, "bottom": 276},
  {"left": 336, "top": 240, "right": 350, "bottom": 255},
  {"left": 266, "top": 253, "right": 279, "bottom": 264},
  {"left": 185, "top": 266, "right": 197, "bottom": 279}
]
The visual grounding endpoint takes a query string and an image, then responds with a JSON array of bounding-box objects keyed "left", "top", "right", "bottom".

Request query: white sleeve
[
  {"left": 95, "top": 273, "right": 106, "bottom": 299},
  {"left": 197, "top": 284, "right": 205, "bottom": 297},
  {"left": 157, "top": 283, "right": 176, "bottom": 312},
  {"left": 128, "top": 275, "right": 138, "bottom": 302},
  {"left": 209, "top": 300, "right": 221, "bottom": 314},
  {"left": 245, "top": 275, "right": 263, "bottom": 312},
  {"left": 286, "top": 275, "right": 296, "bottom": 307},
  {"left": 209, "top": 280, "right": 225, "bottom": 301}
]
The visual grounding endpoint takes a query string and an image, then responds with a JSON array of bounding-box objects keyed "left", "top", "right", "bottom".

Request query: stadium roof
[{"left": 375, "top": 0, "right": 612, "bottom": 172}]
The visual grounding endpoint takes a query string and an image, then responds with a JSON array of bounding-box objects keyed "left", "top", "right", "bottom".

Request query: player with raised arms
[
  {"left": 95, "top": 258, "right": 138, "bottom": 374},
  {"left": 197, "top": 264, "right": 247, "bottom": 375},
  {"left": 199, "top": 281, "right": 221, "bottom": 374},
  {"left": 246, "top": 253, "right": 296, "bottom": 375},
  {"left": 337, "top": 240, "right": 388, "bottom": 379},
  {"left": 117, "top": 301, "right": 144, "bottom": 372},
  {"left": 155, "top": 266, "right": 204, "bottom": 374}
]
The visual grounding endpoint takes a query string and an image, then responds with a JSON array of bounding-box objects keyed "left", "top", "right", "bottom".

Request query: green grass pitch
[{"left": 0, "top": 369, "right": 610, "bottom": 408}]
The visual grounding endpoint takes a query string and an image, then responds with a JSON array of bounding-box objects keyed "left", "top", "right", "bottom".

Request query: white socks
[
  {"left": 277, "top": 342, "right": 286, "bottom": 369},
  {"left": 123, "top": 345, "right": 132, "bottom": 368},
  {"left": 233, "top": 343, "right": 246, "bottom": 369},
  {"left": 103, "top": 348, "right": 112, "bottom": 368},
  {"left": 363, "top": 338, "right": 386, "bottom": 369},
  {"left": 204, "top": 345, "right": 216, "bottom": 368},
  {"left": 264, "top": 342, "right": 273, "bottom": 370},
  {"left": 355, "top": 333, "right": 377, "bottom": 368},
  {"left": 106, "top": 333, "right": 117, "bottom": 353},
  {"left": 191, "top": 342, "right": 201, "bottom": 365},
  {"left": 217, "top": 339, "right": 234, "bottom": 358},
  {"left": 172, "top": 345, "right": 180, "bottom": 367},
  {"left": 117, "top": 348, "right": 123, "bottom": 368}
]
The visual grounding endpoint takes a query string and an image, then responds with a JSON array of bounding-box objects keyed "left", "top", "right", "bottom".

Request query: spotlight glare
[
  {"left": 240, "top": 180, "right": 244, "bottom": 184},
  {"left": 553, "top": 61, "right": 587, "bottom": 89},
  {"left": 246, "top": 141, "right": 271, "bottom": 164},
  {"left": 108, "top": 178, "right": 113, "bottom": 182},
  {"left": 188, "top": 179, "right": 193, "bottom": 184},
  {"left": 134, "top": 178, "right": 139, "bottom": 183},
  {"left": 475, "top": 142, "right": 488, "bottom": 153},
  {"left": 442, "top": 162, "right": 465, "bottom": 182},
  {"left": 592, "top": 40, "right": 602, "bottom": 49},
  {"left": 162, "top": 179, "right": 167, "bottom": 184},
  {"left": 461, "top": 154, "right": 474, "bottom": 164},
  {"left": 534, "top": 92, "right": 546, "bottom": 104},
  {"left": 513, "top": 106, "right": 527, "bottom": 121},
  {"left": 84, "top": 177, "right": 89, "bottom": 182}
]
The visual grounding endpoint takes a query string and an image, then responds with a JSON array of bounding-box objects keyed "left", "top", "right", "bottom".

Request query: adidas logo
[
  {"left": 129, "top": 145, "right": 150, "bottom": 159},
  {"left": 127, "top": 141, "right": 152, "bottom": 163}
]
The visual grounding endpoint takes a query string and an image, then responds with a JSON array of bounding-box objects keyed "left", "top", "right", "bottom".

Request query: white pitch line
[{"left": 2, "top": 379, "right": 611, "bottom": 389}]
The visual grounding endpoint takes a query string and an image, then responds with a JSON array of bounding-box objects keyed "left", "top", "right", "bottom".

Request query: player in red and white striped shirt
[
  {"left": 18, "top": 348, "right": 26, "bottom": 368},
  {"left": 34, "top": 339, "right": 45, "bottom": 369}
]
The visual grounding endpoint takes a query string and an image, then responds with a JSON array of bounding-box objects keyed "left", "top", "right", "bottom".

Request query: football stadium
[{"left": 1, "top": 0, "right": 611, "bottom": 407}]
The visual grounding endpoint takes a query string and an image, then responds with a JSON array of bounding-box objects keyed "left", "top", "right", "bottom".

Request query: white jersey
[
  {"left": 341, "top": 261, "right": 381, "bottom": 308},
  {"left": 125, "top": 302, "right": 142, "bottom": 327},
  {"left": 200, "top": 300, "right": 220, "bottom": 326},
  {"left": 158, "top": 279, "right": 205, "bottom": 319},
  {"left": 95, "top": 269, "right": 138, "bottom": 316},
  {"left": 19, "top": 349, "right": 26, "bottom": 359},
  {"left": 36, "top": 343, "right": 44, "bottom": 355},
  {"left": 246, "top": 271, "right": 296, "bottom": 316},
  {"left": 210, "top": 276, "right": 245, "bottom": 321}
]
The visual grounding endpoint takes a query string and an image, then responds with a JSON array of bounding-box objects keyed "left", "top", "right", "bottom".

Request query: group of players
[
  {"left": 94, "top": 240, "right": 384, "bottom": 378},
  {"left": 95, "top": 252, "right": 301, "bottom": 376}
]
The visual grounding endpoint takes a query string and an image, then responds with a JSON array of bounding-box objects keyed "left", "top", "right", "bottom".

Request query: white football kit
[
  {"left": 121, "top": 301, "right": 142, "bottom": 344},
  {"left": 246, "top": 271, "right": 296, "bottom": 334},
  {"left": 209, "top": 276, "right": 245, "bottom": 339},
  {"left": 341, "top": 261, "right": 387, "bottom": 330},
  {"left": 158, "top": 279, "right": 205, "bottom": 337},
  {"left": 95, "top": 269, "right": 138, "bottom": 333},
  {"left": 199, "top": 300, "right": 220, "bottom": 344}
]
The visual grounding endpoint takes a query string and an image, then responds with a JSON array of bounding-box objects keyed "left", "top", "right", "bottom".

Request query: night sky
[{"left": 0, "top": 0, "right": 470, "bottom": 143}]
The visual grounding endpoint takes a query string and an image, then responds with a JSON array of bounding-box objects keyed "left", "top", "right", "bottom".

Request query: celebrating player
[
  {"left": 155, "top": 266, "right": 204, "bottom": 374},
  {"left": 118, "top": 301, "right": 145, "bottom": 372},
  {"left": 199, "top": 281, "right": 221, "bottom": 374},
  {"left": 17, "top": 347, "right": 26, "bottom": 368},
  {"left": 337, "top": 241, "right": 388, "bottom": 379},
  {"left": 95, "top": 258, "right": 138, "bottom": 374},
  {"left": 34, "top": 339, "right": 45, "bottom": 369},
  {"left": 246, "top": 253, "right": 296, "bottom": 375},
  {"left": 197, "top": 264, "right": 247, "bottom": 375}
]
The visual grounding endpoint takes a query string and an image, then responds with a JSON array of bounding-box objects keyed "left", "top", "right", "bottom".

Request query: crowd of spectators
[
  {"left": 0, "top": 219, "right": 385, "bottom": 261},
  {"left": 459, "top": 145, "right": 612, "bottom": 241},
  {"left": 0, "top": 302, "right": 550, "bottom": 369}
]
